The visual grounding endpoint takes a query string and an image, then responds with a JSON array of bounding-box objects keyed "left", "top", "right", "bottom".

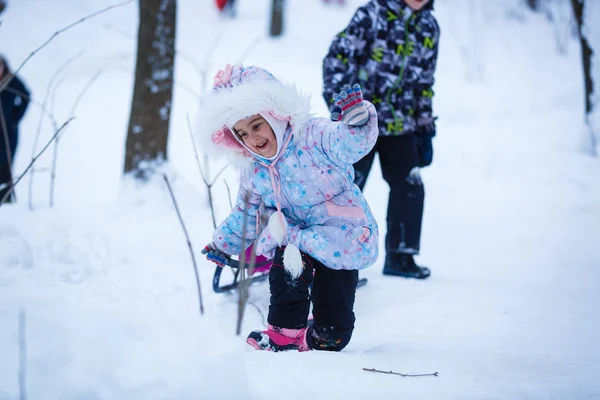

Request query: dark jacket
[
  {"left": 0, "top": 74, "right": 30, "bottom": 165},
  {"left": 323, "top": 0, "right": 439, "bottom": 137}
]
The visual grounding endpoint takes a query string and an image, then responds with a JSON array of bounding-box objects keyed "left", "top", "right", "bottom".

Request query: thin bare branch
[
  {"left": 208, "top": 164, "right": 229, "bottom": 187},
  {"left": 3, "top": 86, "right": 60, "bottom": 205},
  {"left": 585, "top": 117, "right": 598, "bottom": 157},
  {"left": 236, "top": 192, "right": 249, "bottom": 335},
  {"left": 100, "top": 22, "right": 132, "bottom": 40},
  {"left": 236, "top": 194, "right": 249, "bottom": 334},
  {"left": 223, "top": 179, "right": 233, "bottom": 209},
  {"left": 2, "top": 87, "right": 59, "bottom": 205},
  {"left": 0, "top": 98, "right": 13, "bottom": 193},
  {"left": 248, "top": 300, "right": 266, "bottom": 326},
  {"left": 186, "top": 114, "right": 231, "bottom": 229},
  {"left": 48, "top": 73, "right": 70, "bottom": 123},
  {"left": 186, "top": 114, "right": 208, "bottom": 184},
  {"left": 186, "top": 114, "right": 217, "bottom": 229},
  {"left": 18, "top": 308, "right": 27, "bottom": 400},
  {"left": 100, "top": 23, "right": 202, "bottom": 98},
  {"left": 236, "top": 36, "right": 264, "bottom": 64},
  {"left": 49, "top": 69, "right": 103, "bottom": 207},
  {"left": 1, "top": 118, "right": 74, "bottom": 205},
  {"left": 101, "top": 22, "right": 206, "bottom": 80},
  {"left": 3, "top": 88, "right": 59, "bottom": 129},
  {"left": 28, "top": 51, "right": 83, "bottom": 209},
  {"left": 175, "top": 81, "right": 200, "bottom": 99},
  {"left": 202, "top": 154, "right": 211, "bottom": 186},
  {"left": 204, "top": 32, "right": 224, "bottom": 68},
  {"left": 362, "top": 368, "right": 439, "bottom": 378},
  {"left": 200, "top": 30, "right": 224, "bottom": 93},
  {"left": 163, "top": 174, "right": 204, "bottom": 315},
  {"left": 178, "top": 52, "right": 205, "bottom": 80},
  {"left": 196, "top": 33, "right": 259, "bottom": 95},
  {"left": 0, "top": 0, "right": 134, "bottom": 92},
  {"left": 236, "top": 192, "right": 257, "bottom": 336},
  {"left": 69, "top": 71, "right": 104, "bottom": 121}
]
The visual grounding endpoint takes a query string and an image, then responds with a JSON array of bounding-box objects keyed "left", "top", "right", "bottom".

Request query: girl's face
[
  {"left": 233, "top": 114, "right": 278, "bottom": 158},
  {"left": 405, "top": 0, "right": 431, "bottom": 10}
]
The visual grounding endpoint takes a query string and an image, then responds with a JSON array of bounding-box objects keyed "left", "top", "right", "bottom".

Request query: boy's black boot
[{"left": 383, "top": 253, "right": 431, "bottom": 279}]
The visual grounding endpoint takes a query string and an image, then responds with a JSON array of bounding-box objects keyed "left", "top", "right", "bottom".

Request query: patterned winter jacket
[
  {"left": 323, "top": 0, "right": 439, "bottom": 137},
  {"left": 198, "top": 64, "right": 380, "bottom": 271}
]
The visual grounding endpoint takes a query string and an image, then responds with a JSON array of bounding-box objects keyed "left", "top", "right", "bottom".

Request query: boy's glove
[
  {"left": 330, "top": 83, "right": 369, "bottom": 127},
  {"left": 415, "top": 134, "right": 434, "bottom": 167},
  {"left": 201, "top": 242, "right": 231, "bottom": 267}
]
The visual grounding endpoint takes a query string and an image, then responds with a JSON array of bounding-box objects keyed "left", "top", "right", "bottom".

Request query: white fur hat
[{"left": 195, "top": 63, "right": 312, "bottom": 165}]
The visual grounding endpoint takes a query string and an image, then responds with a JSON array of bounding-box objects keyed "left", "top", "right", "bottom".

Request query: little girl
[{"left": 199, "top": 63, "right": 379, "bottom": 352}]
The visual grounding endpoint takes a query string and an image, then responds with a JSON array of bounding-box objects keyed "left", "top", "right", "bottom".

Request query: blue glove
[
  {"left": 201, "top": 242, "right": 231, "bottom": 267},
  {"left": 330, "top": 83, "right": 369, "bottom": 126},
  {"left": 415, "top": 135, "right": 434, "bottom": 167}
]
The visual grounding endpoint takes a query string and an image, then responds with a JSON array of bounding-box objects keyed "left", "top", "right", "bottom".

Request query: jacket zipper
[{"left": 384, "top": 14, "right": 411, "bottom": 135}]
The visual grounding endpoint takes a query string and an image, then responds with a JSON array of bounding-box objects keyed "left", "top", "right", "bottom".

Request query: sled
[{"left": 212, "top": 257, "right": 271, "bottom": 293}]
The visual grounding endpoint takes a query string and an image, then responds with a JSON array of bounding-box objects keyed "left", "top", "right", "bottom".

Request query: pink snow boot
[{"left": 246, "top": 324, "right": 310, "bottom": 352}]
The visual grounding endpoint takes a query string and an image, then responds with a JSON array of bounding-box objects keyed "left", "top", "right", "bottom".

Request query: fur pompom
[
  {"left": 268, "top": 211, "right": 288, "bottom": 246},
  {"left": 283, "top": 244, "right": 304, "bottom": 279}
]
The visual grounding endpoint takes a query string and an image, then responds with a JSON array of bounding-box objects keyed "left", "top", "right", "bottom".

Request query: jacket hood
[{"left": 195, "top": 64, "right": 312, "bottom": 166}]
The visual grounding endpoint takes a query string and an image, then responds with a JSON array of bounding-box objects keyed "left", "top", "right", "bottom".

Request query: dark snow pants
[
  {"left": 353, "top": 134, "right": 425, "bottom": 255},
  {"left": 267, "top": 247, "right": 359, "bottom": 351},
  {"left": 0, "top": 163, "right": 14, "bottom": 204}
]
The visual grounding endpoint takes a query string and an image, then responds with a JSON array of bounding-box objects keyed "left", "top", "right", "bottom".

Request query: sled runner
[{"left": 212, "top": 257, "right": 271, "bottom": 293}]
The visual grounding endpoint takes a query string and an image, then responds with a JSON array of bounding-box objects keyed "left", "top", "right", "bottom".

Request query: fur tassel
[
  {"left": 268, "top": 211, "right": 288, "bottom": 246},
  {"left": 283, "top": 244, "right": 304, "bottom": 279}
]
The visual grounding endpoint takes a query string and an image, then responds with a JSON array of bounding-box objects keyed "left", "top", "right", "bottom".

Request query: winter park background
[{"left": 1, "top": 0, "right": 600, "bottom": 399}]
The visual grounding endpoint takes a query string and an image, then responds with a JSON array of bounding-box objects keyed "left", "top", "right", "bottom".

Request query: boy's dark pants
[
  {"left": 353, "top": 134, "right": 424, "bottom": 254},
  {"left": 0, "top": 163, "right": 14, "bottom": 204},
  {"left": 267, "top": 248, "right": 359, "bottom": 351}
]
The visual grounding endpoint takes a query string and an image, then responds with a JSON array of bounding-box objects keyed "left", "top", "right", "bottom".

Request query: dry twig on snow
[
  {"left": 362, "top": 368, "right": 439, "bottom": 378},
  {"left": 163, "top": 174, "right": 204, "bottom": 315}
]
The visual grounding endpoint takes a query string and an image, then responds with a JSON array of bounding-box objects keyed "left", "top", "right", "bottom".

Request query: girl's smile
[{"left": 233, "top": 115, "right": 278, "bottom": 158}]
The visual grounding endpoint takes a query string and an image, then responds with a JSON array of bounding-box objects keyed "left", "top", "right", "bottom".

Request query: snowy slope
[{"left": 1, "top": 0, "right": 600, "bottom": 399}]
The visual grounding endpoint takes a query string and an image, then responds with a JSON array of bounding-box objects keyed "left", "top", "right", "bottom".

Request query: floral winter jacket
[{"left": 212, "top": 103, "right": 380, "bottom": 271}]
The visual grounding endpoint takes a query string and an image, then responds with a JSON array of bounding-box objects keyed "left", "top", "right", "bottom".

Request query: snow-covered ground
[{"left": 1, "top": 0, "right": 599, "bottom": 398}]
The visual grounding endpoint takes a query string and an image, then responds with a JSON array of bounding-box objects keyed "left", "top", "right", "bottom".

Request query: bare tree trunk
[
  {"left": 571, "top": 0, "right": 597, "bottom": 156},
  {"left": 124, "top": 0, "right": 177, "bottom": 178},
  {"left": 269, "top": 0, "right": 285, "bottom": 37}
]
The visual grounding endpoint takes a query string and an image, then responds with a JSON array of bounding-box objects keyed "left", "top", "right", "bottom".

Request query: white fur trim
[
  {"left": 268, "top": 211, "right": 288, "bottom": 246},
  {"left": 283, "top": 244, "right": 304, "bottom": 279},
  {"left": 195, "top": 80, "right": 312, "bottom": 167}
]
